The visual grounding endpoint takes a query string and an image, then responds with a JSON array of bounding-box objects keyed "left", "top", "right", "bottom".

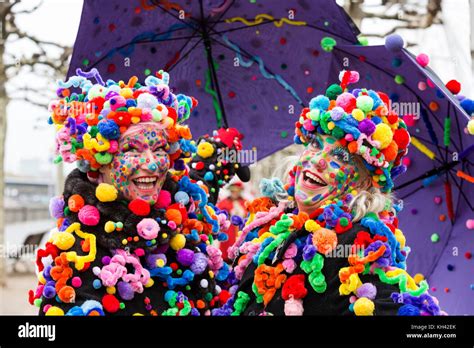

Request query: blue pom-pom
[
  {"left": 97, "top": 120, "right": 120, "bottom": 140},
  {"left": 309, "top": 95, "right": 330, "bottom": 111},
  {"left": 217, "top": 232, "right": 228, "bottom": 241},
  {"left": 204, "top": 171, "right": 214, "bottom": 181},
  {"left": 398, "top": 304, "right": 420, "bottom": 316},
  {"left": 92, "top": 279, "right": 102, "bottom": 289},
  {"left": 461, "top": 98, "right": 474, "bottom": 115},
  {"left": 385, "top": 34, "right": 404, "bottom": 52}
]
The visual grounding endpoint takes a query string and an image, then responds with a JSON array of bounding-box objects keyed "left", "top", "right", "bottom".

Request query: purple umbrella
[
  {"left": 329, "top": 42, "right": 474, "bottom": 314},
  {"left": 68, "top": 0, "right": 360, "bottom": 159}
]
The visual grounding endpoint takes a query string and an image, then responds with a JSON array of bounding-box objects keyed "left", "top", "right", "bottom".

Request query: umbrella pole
[{"left": 199, "top": 1, "right": 228, "bottom": 129}]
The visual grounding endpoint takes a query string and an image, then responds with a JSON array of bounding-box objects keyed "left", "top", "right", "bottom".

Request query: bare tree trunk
[{"left": 0, "top": 34, "right": 7, "bottom": 289}]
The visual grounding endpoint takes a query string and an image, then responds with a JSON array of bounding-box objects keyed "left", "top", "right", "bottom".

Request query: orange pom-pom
[
  {"left": 347, "top": 141, "right": 358, "bottom": 154},
  {"left": 68, "top": 194, "right": 85, "bottom": 212},
  {"left": 381, "top": 141, "right": 398, "bottom": 162},
  {"left": 312, "top": 228, "right": 338, "bottom": 255},
  {"left": 165, "top": 208, "right": 182, "bottom": 225},
  {"left": 58, "top": 285, "right": 75, "bottom": 303}
]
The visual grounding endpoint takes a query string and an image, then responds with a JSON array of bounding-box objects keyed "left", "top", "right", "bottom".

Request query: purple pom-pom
[
  {"left": 385, "top": 34, "right": 404, "bottom": 52},
  {"left": 177, "top": 248, "right": 194, "bottom": 267},
  {"left": 117, "top": 281, "right": 134, "bottom": 300},
  {"left": 356, "top": 283, "right": 377, "bottom": 300},
  {"left": 358, "top": 118, "right": 376, "bottom": 136},
  {"left": 174, "top": 159, "right": 186, "bottom": 171},
  {"left": 146, "top": 253, "right": 167, "bottom": 269},
  {"left": 43, "top": 285, "right": 56, "bottom": 299},
  {"left": 190, "top": 253, "right": 208, "bottom": 275},
  {"left": 303, "top": 245, "right": 317, "bottom": 261},
  {"left": 49, "top": 196, "right": 65, "bottom": 219}
]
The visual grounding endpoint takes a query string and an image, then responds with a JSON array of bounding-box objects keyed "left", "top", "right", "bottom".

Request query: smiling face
[
  {"left": 294, "top": 134, "right": 370, "bottom": 214},
  {"left": 100, "top": 123, "right": 171, "bottom": 203}
]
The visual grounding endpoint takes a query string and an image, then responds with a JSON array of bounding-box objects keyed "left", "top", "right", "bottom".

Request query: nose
[
  {"left": 141, "top": 149, "right": 159, "bottom": 173},
  {"left": 315, "top": 158, "right": 327, "bottom": 170}
]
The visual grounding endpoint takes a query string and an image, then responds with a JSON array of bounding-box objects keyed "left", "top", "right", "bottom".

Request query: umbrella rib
[
  {"left": 87, "top": 34, "right": 203, "bottom": 71},
  {"left": 205, "top": 31, "right": 305, "bottom": 106}
]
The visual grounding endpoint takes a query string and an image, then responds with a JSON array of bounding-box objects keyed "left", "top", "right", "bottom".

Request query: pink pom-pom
[
  {"left": 284, "top": 297, "right": 304, "bottom": 316},
  {"left": 416, "top": 53, "right": 430, "bottom": 67},
  {"left": 71, "top": 277, "right": 82, "bottom": 288},
  {"left": 78, "top": 205, "right": 100, "bottom": 226},
  {"left": 403, "top": 114, "right": 417, "bottom": 127},
  {"left": 154, "top": 190, "right": 171, "bottom": 209},
  {"left": 402, "top": 157, "right": 411, "bottom": 167},
  {"left": 336, "top": 92, "right": 357, "bottom": 113},
  {"left": 466, "top": 219, "right": 474, "bottom": 230},
  {"left": 137, "top": 218, "right": 160, "bottom": 240}
]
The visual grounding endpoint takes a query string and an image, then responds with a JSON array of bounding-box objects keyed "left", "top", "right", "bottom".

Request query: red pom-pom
[
  {"left": 167, "top": 107, "right": 177, "bottom": 123},
  {"left": 446, "top": 80, "right": 461, "bottom": 95},
  {"left": 128, "top": 198, "right": 151, "bottom": 216},
  {"left": 465, "top": 252, "right": 472, "bottom": 260},
  {"left": 281, "top": 274, "right": 307, "bottom": 300},
  {"left": 102, "top": 294, "right": 120, "bottom": 313},
  {"left": 195, "top": 161, "right": 205, "bottom": 170},
  {"left": 219, "top": 290, "right": 231, "bottom": 305},
  {"left": 393, "top": 128, "right": 410, "bottom": 149}
]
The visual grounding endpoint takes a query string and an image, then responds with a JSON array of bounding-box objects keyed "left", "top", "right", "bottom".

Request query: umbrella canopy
[
  {"left": 68, "top": 0, "right": 360, "bottom": 160},
  {"left": 329, "top": 43, "right": 474, "bottom": 314}
]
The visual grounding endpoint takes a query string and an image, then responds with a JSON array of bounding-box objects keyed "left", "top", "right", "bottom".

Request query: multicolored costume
[
  {"left": 218, "top": 71, "right": 445, "bottom": 316},
  {"left": 29, "top": 69, "right": 234, "bottom": 315}
]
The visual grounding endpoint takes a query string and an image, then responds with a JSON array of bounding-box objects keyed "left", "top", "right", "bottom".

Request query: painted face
[
  {"left": 294, "top": 134, "right": 366, "bottom": 214},
  {"left": 101, "top": 123, "right": 170, "bottom": 203}
]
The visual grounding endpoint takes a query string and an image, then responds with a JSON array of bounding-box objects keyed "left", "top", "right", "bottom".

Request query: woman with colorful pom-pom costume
[
  {"left": 29, "top": 68, "right": 234, "bottom": 316},
  {"left": 217, "top": 70, "right": 445, "bottom": 316}
]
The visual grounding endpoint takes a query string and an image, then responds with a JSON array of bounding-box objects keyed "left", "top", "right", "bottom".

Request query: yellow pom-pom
[
  {"left": 45, "top": 306, "right": 65, "bottom": 316},
  {"left": 96, "top": 183, "right": 118, "bottom": 202},
  {"left": 327, "top": 121, "right": 335, "bottom": 130},
  {"left": 197, "top": 141, "right": 214, "bottom": 158},
  {"left": 131, "top": 116, "right": 141, "bottom": 124},
  {"left": 372, "top": 123, "right": 393, "bottom": 149},
  {"left": 52, "top": 232, "right": 76, "bottom": 250},
  {"left": 38, "top": 271, "right": 46, "bottom": 284},
  {"left": 304, "top": 219, "right": 320, "bottom": 233},
  {"left": 145, "top": 278, "right": 154, "bottom": 288},
  {"left": 156, "top": 259, "right": 165, "bottom": 267},
  {"left": 119, "top": 88, "right": 133, "bottom": 98},
  {"left": 208, "top": 270, "right": 215, "bottom": 279},
  {"left": 169, "top": 234, "right": 186, "bottom": 251},
  {"left": 352, "top": 108, "right": 365, "bottom": 121},
  {"left": 104, "top": 221, "right": 116, "bottom": 233},
  {"left": 468, "top": 119, "right": 474, "bottom": 135},
  {"left": 106, "top": 286, "right": 116, "bottom": 295},
  {"left": 353, "top": 297, "right": 375, "bottom": 316},
  {"left": 413, "top": 273, "right": 425, "bottom": 284}
]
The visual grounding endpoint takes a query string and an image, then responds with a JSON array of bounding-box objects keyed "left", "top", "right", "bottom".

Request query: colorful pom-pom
[
  {"left": 353, "top": 297, "right": 375, "bottom": 316},
  {"left": 128, "top": 198, "right": 151, "bottom": 216},
  {"left": 78, "top": 205, "right": 100, "bottom": 226},
  {"left": 96, "top": 183, "right": 118, "bottom": 202},
  {"left": 416, "top": 53, "right": 429, "bottom": 67}
]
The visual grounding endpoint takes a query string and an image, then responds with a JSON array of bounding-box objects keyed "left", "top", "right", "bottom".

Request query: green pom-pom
[
  {"left": 325, "top": 84, "right": 343, "bottom": 100},
  {"left": 331, "top": 127, "right": 345, "bottom": 139},
  {"left": 431, "top": 233, "right": 440, "bottom": 243},
  {"left": 95, "top": 152, "right": 113, "bottom": 165},
  {"left": 358, "top": 36, "right": 369, "bottom": 46},
  {"left": 321, "top": 37, "right": 337, "bottom": 52},
  {"left": 394, "top": 75, "right": 405, "bottom": 84},
  {"left": 64, "top": 206, "right": 71, "bottom": 216},
  {"left": 34, "top": 298, "right": 42, "bottom": 307},
  {"left": 356, "top": 95, "right": 374, "bottom": 113},
  {"left": 89, "top": 126, "right": 99, "bottom": 137},
  {"left": 339, "top": 217, "right": 349, "bottom": 227}
]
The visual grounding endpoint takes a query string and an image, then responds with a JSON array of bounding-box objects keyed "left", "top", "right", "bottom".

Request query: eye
[
  {"left": 331, "top": 146, "right": 353, "bottom": 164},
  {"left": 309, "top": 136, "right": 323, "bottom": 150},
  {"left": 153, "top": 146, "right": 166, "bottom": 154}
]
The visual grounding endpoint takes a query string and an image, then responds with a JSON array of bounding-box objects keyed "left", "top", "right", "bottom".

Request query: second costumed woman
[{"left": 219, "top": 70, "right": 445, "bottom": 316}]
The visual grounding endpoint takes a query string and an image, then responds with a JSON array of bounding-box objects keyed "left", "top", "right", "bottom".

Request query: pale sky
[{"left": 5, "top": 0, "right": 83, "bottom": 177}]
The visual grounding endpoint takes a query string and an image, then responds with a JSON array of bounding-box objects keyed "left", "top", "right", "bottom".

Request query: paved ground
[{"left": 0, "top": 273, "right": 38, "bottom": 315}]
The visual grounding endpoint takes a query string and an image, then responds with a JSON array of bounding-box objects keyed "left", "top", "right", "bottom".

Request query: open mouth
[
  {"left": 132, "top": 176, "right": 159, "bottom": 192},
  {"left": 302, "top": 170, "right": 327, "bottom": 188}
]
